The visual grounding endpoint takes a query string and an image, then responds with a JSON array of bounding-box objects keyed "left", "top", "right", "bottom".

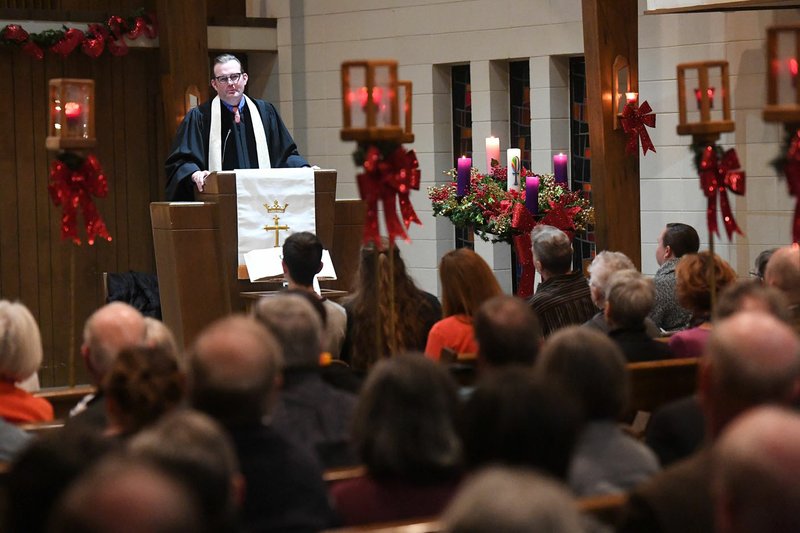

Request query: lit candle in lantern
[
  {"left": 625, "top": 92, "right": 638, "bottom": 105},
  {"left": 553, "top": 153, "right": 568, "bottom": 186},
  {"left": 525, "top": 175, "right": 539, "bottom": 216},
  {"left": 790, "top": 58, "right": 798, "bottom": 88},
  {"left": 694, "top": 87, "right": 715, "bottom": 109},
  {"left": 485, "top": 136, "right": 500, "bottom": 174},
  {"left": 506, "top": 148, "right": 521, "bottom": 190},
  {"left": 457, "top": 156, "right": 471, "bottom": 197}
]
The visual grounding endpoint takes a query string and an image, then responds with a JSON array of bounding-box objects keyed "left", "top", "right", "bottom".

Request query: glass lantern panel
[
  {"left": 346, "top": 65, "right": 367, "bottom": 129},
  {"left": 62, "top": 82, "right": 92, "bottom": 139},
  {"left": 49, "top": 84, "right": 63, "bottom": 138},
  {"left": 616, "top": 65, "right": 629, "bottom": 115},
  {"left": 681, "top": 68, "right": 702, "bottom": 124},
  {"left": 706, "top": 67, "right": 724, "bottom": 122},
  {"left": 373, "top": 65, "right": 394, "bottom": 128},
  {"left": 397, "top": 82, "right": 408, "bottom": 133},
  {"left": 776, "top": 31, "right": 798, "bottom": 106}
]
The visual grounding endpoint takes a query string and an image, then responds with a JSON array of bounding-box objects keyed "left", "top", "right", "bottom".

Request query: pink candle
[
  {"left": 457, "top": 156, "right": 471, "bottom": 197},
  {"left": 485, "top": 136, "right": 500, "bottom": 174},
  {"left": 525, "top": 175, "right": 539, "bottom": 216},
  {"left": 553, "top": 153, "right": 568, "bottom": 186}
]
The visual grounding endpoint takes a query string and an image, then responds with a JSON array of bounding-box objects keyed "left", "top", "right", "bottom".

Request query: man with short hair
[
  {"left": 605, "top": 269, "right": 673, "bottom": 362},
  {"left": 474, "top": 295, "right": 542, "bottom": 370},
  {"left": 254, "top": 294, "right": 357, "bottom": 468},
  {"left": 189, "top": 315, "right": 335, "bottom": 532},
  {"left": 619, "top": 311, "right": 800, "bottom": 533},
  {"left": 165, "top": 53, "right": 309, "bottom": 201},
  {"left": 764, "top": 244, "right": 800, "bottom": 333},
  {"left": 281, "top": 231, "right": 347, "bottom": 358},
  {"left": 527, "top": 225, "right": 595, "bottom": 336},
  {"left": 68, "top": 302, "right": 147, "bottom": 429},
  {"left": 649, "top": 223, "right": 700, "bottom": 332},
  {"left": 712, "top": 406, "right": 800, "bottom": 533}
]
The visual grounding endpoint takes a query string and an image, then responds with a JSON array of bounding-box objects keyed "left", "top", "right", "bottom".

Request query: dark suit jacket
[
  {"left": 609, "top": 326, "right": 674, "bottom": 363},
  {"left": 645, "top": 395, "right": 705, "bottom": 467},
  {"left": 618, "top": 449, "right": 713, "bottom": 533},
  {"left": 228, "top": 423, "right": 335, "bottom": 533}
]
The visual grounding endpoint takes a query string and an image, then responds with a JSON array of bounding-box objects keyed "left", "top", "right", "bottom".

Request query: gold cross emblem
[{"left": 263, "top": 200, "right": 289, "bottom": 247}]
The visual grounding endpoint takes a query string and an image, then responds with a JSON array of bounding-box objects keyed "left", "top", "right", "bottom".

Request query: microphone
[{"left": 222, "top": 128, "right": 232, "bottom": 160}]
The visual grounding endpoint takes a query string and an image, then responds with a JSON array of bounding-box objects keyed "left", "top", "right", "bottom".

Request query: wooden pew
[
  {"left": 324, "top": 465, "right": 366, "bottom": 486},
  {"left": 625, "top": 357, "right": 699, "bottom": 433},
  {"left": 34, "top": 385, "right": 96, "bottom": 420}
]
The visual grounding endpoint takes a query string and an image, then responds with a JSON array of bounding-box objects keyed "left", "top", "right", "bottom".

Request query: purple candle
[
  {"left": 553, "top": 153, "right": 568, "bottom": 186},
  {"left": 457, "top": 156, "right": 471, "bottom": 196},
  {"left": 525, "top": 175, "right": 539, "bottom": 216}
]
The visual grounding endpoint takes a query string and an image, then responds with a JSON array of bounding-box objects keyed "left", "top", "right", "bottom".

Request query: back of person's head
[
  {"left": 764, "top": 245, "right": 800, "bottom": 304},
  {"left": 282, "top": 231, "right": 324, "bottom": 287},
  {"left": 439, "top": 248, "right": 503, "bottom": 318},
  {"left": 5, "top": 426, "right": 118, "bottom": 533},
  {"left": 442, "top": 466, "right": 584, "bottom": 533},
  {"left": 474, "top": 295, "right": 542, "bottom": 368},
  {"left": 663, "top": 223, "right": 700, "bottom": 258},
  {"left": 702, "top": 311, "right": 800, "bottom": 438},
  {"left": 605, "top": 269, "right": 655, "bottom": 329},
  {"left": 104, "top": 345, "right": 186, "bottom": 435},
  {"left": 82, "top": 302, "right": 146, "bottom": 383},
  {"left": 189, "top": 315, "right": 283, "bottom": 427},
  {"left": 754, "top": 248, "right": 778, "bottom": 282},
  {"left": 460, "top": 367, "right": 581, "bottom": 479},
  {"left": 676, "top": 252, "right": 737, "bottom": 316},
  {"left": 712, "top": 406, "right": 800, "bottom": 533},
  {"left": 587, "top": 251, "right": 636, "bottom": 308},
  {"left": 48, "top": 455, "right": 203, "bottom": 533},
  {"left": 347, "top": 243, "right": 436, "bottom": 371},
  {"left": 353, "top": 353, "right": 461, "bottom": 483},
  {"left": 253, "top": 293, "right": 323, "bottom": 369},
  {"left": 715, "top": 279, "right": 790, "bottom": 322},
  {"left": 532, "top": 225, "right": 573, "bottom": 275},
  {"left": 144, "top": 317, "right": 184, "bottom": 370},
  {"left": 0, "top": 300, "right": 43, "bottom": 382},
  {"left": 536, "top": 326, "right": 629, "bottom": 421},
  {"left": 129, "top": 409, "right": 242, "bottom": 533}
]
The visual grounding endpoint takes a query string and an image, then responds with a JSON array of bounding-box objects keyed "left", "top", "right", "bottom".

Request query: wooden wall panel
[{"left": 3, "top": 47, "right": 162, "bottom": 387}]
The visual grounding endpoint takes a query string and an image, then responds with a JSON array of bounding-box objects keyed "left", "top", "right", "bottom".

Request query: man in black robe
[{"left": 165, "top": 53, "right": 309, "bottom": 201}]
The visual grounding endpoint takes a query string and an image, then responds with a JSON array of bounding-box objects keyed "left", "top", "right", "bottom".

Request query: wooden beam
[
  {"left": 582, "top": 0, "right": 642, "bottom": 268},
  {"left": 157, "top": 0, "right": 209, "bottom": 194}
]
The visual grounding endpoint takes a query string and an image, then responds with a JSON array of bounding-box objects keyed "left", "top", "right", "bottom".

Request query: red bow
[
  {"left": 22, "top": 41, "right": 43, "bottom": 60},
  {"left": 357, "top": 146, "right": 422, "bottom": 247},
  {"left": 511, "top": 203, "right": 537, "bottom": 298},
  {"left": 2, "top": 24, "right": 29, "bottom": 43},
  {"left": 783, "top": 131, "right": 800, "bottom": 243},
  {"left": 48, "top": 154, "right": 112, "bottom": 245},
  {"left": 699, "top": 146, "right": 746, "bottom": 240},
  {"left": 621, "top": 100, "right": 657, "bottom": 156},
  {"left": 51, "top": 28, "right": 85, "bottom": 58}
]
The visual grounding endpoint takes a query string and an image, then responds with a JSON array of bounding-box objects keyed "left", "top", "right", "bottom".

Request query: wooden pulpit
[
  {"left": 150, "top": 202, "right": 231, "bottom": 348},
  {"left": 151, "top": 170, "right": 346, "bottom": 347}
]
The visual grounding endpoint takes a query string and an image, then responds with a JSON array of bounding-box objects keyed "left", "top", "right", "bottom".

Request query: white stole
[{"left": 208, "top": 95, "right": 271, "bottom": 171}]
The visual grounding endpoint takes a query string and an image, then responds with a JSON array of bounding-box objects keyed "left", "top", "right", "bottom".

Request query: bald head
[
  {"left": 83, "top": 303, "right": 146, "bottom": 384},
  {"left": 713, "top": 406, "right": 800, "bottom": 533},
  {"left": 764, "top": 245, "right": 800, "bottom": 305},
  {"left": 701, "top": 311, "right": 800, "bottom": 438},
  {"left": 189, "top": 315, "right": 283, "bottom": 426}
]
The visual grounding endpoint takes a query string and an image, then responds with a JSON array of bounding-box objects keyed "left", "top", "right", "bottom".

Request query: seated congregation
[{"left": 0, "top": 226, "right": 799, "bottom": 533}]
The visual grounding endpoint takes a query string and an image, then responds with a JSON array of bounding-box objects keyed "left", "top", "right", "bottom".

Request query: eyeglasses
[{"left": 213, "top": 73, "right": 243, "bottom": 85}]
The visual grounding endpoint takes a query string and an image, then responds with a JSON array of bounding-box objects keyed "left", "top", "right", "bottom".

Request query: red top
[
  {"left": 0, "top": 381, "right": 54, "bottom": 423},
  {"left": 424, "top": 315, "right": 477, "bottom": 361}
]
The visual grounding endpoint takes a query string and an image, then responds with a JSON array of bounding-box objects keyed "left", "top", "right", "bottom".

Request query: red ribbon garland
[
  {"left": 783, "top": 131, "right": 800, "bottom": 244},
  {"left": 620, "top": 100, "right": 657, "bottom": 156},
  {"left": 699, "top": 146, "right": 746, "bottom": 240},
  {"left": 357, "top": 146, "right": 422, "bottom": 247},
  {"left": 48, "top": 154, "right": 112, "bottom": 245},
  {"left": 511, "top": 203, "right": 537, "bottom": 299}
]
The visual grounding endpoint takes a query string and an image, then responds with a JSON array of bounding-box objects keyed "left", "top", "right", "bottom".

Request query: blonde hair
[{"left": 0, "top": 300, "right": 43, "bottom": 381}]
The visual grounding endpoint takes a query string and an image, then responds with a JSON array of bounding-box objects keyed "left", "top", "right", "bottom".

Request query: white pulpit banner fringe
[{"left": 235, "top": 168, "right": 316, "bottom": 265}]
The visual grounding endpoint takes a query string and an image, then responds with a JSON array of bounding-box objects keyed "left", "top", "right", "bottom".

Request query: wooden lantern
[
  {"left": 764, "top": 24, "right": 800, "bottom": 124},
  {"left": 341, "top": 60, "right": 403, "bottom": 142},
  {"left": 397, "top": 80, "right": 414, "bottom": 143},
  {"left": 613, "top": 55, "right": 631, "bottom": 130},
  {"left": 676, "top": 61, "right": 734, "bottom": 142},
  {"left": 46, "top": 78, "right": 96, "bottom": 151}
]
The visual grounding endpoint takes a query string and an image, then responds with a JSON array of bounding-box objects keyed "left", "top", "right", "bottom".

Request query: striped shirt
[{"left": 529, "top": 271, "right": 596, "bottom": 337}]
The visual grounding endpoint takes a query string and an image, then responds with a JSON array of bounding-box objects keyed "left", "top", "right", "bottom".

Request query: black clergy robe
[{"left": 165, "top": 98, "right": 309, "bottom": 201}]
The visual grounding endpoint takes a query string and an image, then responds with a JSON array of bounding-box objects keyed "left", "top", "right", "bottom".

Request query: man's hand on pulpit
[{"left": 192, "top": 170, "right": 210, "bottom": 192}]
